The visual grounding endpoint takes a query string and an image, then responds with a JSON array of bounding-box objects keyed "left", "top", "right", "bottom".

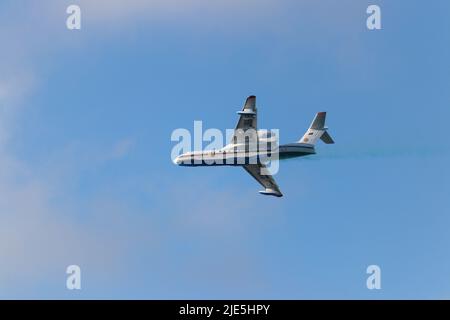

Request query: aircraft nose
[{"left": 173, "top": 156, "right": 182, "bottom": 165}]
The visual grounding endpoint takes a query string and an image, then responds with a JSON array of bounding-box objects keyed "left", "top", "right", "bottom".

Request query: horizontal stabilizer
[{"left": 320, "top": 131, "right": 334, "bottom": 144}]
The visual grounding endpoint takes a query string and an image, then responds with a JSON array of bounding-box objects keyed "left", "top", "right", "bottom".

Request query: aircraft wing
[
  {"left": 231, "top": 96, "right": 257, "bottom": 144},
  {"left": 243, "top": 164, "right": 283, "bottom": 197}
]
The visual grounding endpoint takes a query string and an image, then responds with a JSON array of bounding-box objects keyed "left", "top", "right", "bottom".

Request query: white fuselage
[{"left": 174, "top": 142, "right": 315, "bottom": 166}]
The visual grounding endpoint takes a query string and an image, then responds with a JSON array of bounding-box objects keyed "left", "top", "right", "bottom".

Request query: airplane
[{"left": 173, "top": 95, "right": 334, "bottom": 197}]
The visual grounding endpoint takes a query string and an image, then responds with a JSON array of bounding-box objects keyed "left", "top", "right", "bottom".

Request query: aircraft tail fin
[{"left": 299, "top": 112, "right": 335, "bottom": 145}]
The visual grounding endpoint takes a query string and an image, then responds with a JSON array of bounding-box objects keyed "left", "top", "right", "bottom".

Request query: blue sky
[{"left": 0, "top": 0, "right": 449, "bottom": 299}]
